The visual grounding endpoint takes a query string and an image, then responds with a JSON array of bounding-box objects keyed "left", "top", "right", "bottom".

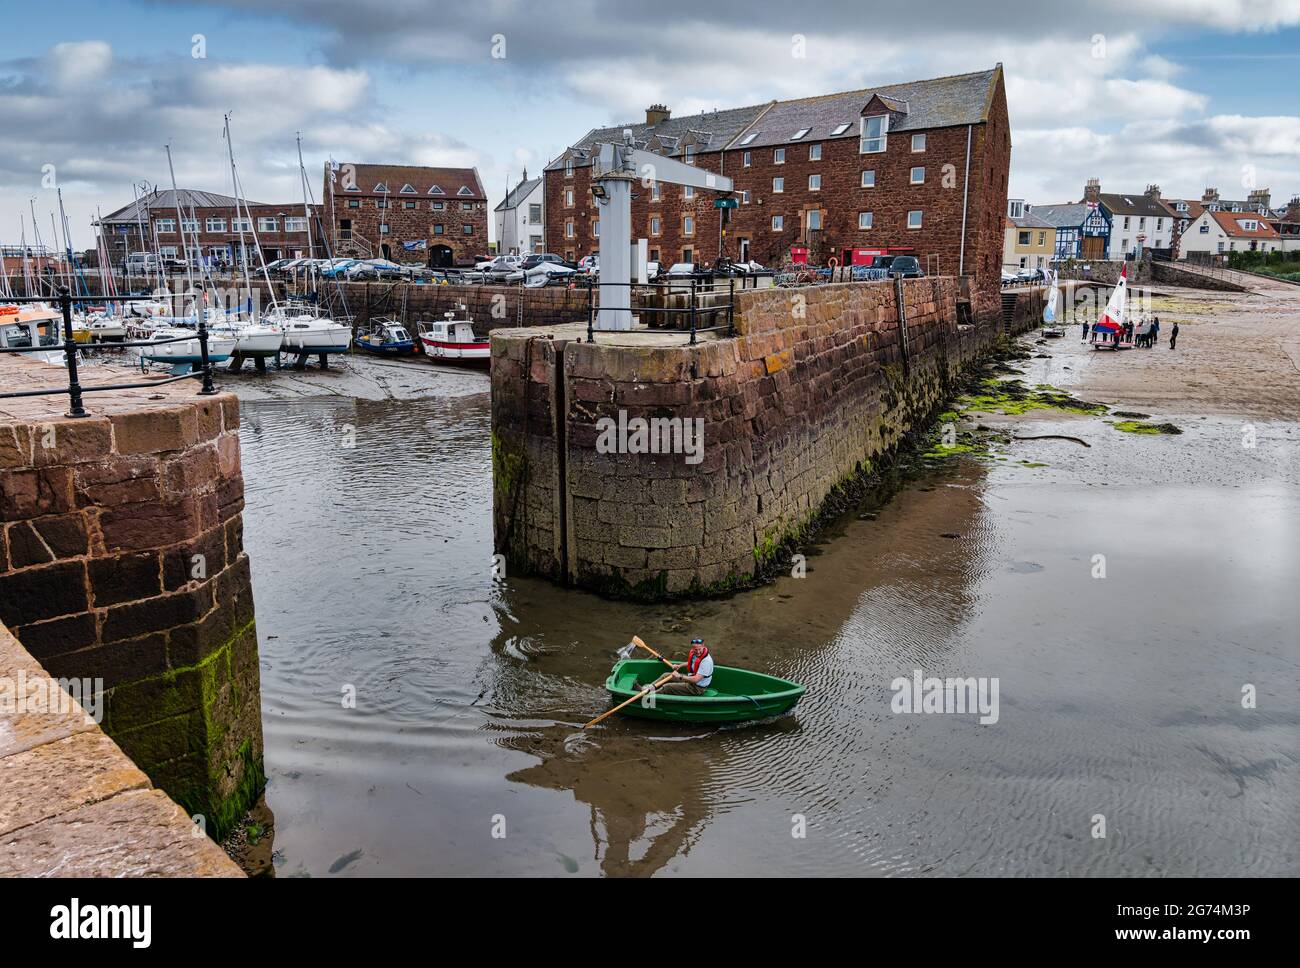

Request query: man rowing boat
[{"left": 636, "top": 638, "right": 714, "bottom": 696}]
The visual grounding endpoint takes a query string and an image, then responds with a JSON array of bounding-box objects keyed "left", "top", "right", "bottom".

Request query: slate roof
[
  {"left": 1097, "top": 192, "right": 1176, "bottom": 219},
  {"left": 99, "top": 189, "right": 270, "bottom": 223},
  {"left": 331, "top": 163, "right": 485, "bottom": 199},
  {"left": 1164, "top": 198, "right": 1205, "bottom": 221},
  {"left": 547, "top": 66, "right": 1002, "bottom": 169},
  {"left": 494, "top": 176, "right": 542, "bottom": 212},
  {"left": 735, "top": 68, "right": 1000, "bottom": 150},
  {"left": 1033, "top": 203, "right": 1099, "bottom": 228},
  {"left": 546, "top": 102, "right": 768, "bottom": 171},
  {"left": 1008, "top": 212, "right": 1055, "bottom": 230}
]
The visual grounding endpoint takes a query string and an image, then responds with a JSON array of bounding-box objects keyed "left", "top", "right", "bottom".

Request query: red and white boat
[
  {"left": 1090, "top": 263, "right": 1129, "bottom": 351},
  {"left": 416, "top": 310, "right": 489, "bottom": 367}
]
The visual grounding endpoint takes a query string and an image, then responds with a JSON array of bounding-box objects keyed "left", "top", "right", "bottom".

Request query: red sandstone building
[
  {"left": 97, "top": 189, "right": 321, "bottom": 268},
  {"left": 545, "top": 67, "right": 1010, "bottom": 304},
  {"left": 321, "top": 162, "right": 488, "bottom": 266}
]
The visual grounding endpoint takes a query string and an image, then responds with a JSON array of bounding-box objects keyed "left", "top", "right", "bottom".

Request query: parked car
[
  {"left": 869, "top": 255, "right": 897, "bottom": 271},
  {"left": 1015, "top": 266, "right": 1046, "bottom": 283},
  {"left": 665, "top": 262, "right": 702, "bottom": 277},
  {"left": 887, "top": 256, "right": 925, "bottom": 279},
  {"left": 1000, "top": 270, "right": 1018, "bottom": 286}
]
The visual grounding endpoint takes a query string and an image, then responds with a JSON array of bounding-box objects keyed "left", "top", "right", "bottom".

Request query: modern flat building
[
  {"left": 322, "top": 162, "right": 488, "bottom": 267},
  {"left": 494, "top": 171, "right": 544, "bottom": 256},
  {"left": 96, "top": 189, "right": 320, "bottom": 268},
  {"left": 544, "top": 66, "right": 1011, "bottom": 316}
]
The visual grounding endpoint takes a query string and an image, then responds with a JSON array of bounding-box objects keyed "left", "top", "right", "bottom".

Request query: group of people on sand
[{"left": 1081, "top": 315, "right": 1180, "bottom": 350}]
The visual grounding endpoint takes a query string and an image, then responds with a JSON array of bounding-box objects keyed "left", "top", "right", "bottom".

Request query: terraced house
[
  {"left": 323, "top": 162, "right": 488, "bottom": 267},
  {"left": 544, "top": 66, "right": 1011, "bottom": 319}
]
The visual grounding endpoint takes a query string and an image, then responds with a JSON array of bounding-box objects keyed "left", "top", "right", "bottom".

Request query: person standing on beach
[
  {"left": 1152, "top": 317, "right": 1160, "bottom": 347},
  {"left": 1082, "top": 319, "right": 1090, "bottom": 341},
  {"left": 1170, "top": 321, "right": 1179, "bottom": 350}
]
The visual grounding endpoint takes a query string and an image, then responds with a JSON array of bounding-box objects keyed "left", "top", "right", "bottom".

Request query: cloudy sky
[{"left": 4, "top": 0, "right": 1299, "bottom": 249}]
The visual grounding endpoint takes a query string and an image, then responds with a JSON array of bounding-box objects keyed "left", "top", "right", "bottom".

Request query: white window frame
[
  {"left": 910, "top": 166, "right": 925, "bottom": 185},
  {"left": 790, "top": 128, "right": 810, "bottom": 141},
  {"left": 911, "top": 133, "right": 926, "bottom": 152},
  {"left": 807, "top": 210, "right": 822, "bottom": 231},
  {"left": 861, "top": 170, "right": 876, "bottom": 188},
  {"left": 771, "top": 215, "right": 784, "bottom": 231},
  {"left": 773, "top": 177, "right": 784, "bottom": 194},
  {"left": 860, "top": 115, "right": 888, "bottom": 153},
  {"left": 809, "top": 143, "right": 822, "bottom": 161},
  {"left": 683, "top": 185, "right": 695, "bottom": 200},
  {"left": 257, "top": 217, "right": 278, "bottom": 232},
  {"left": 907, "top": 210, "right": 923, "bottom": 229},
  {"left": 683, "top": 215, "right": 695, "bottom": 237},
  {"left": 205, "top": 217, "right": 226, "bottom": 232},
  {"left": 858, "top": 212, "right": 873, "bottom": 230},
  {"left": 284, "top": 216, "right": 308, "bottom": 233},
  {"left": 809, "top": 174, "right": 821, "bottom": 191},
  {"left": 773, "top": 148, "right": 786, "bottom": 165},
  {"left": 743, "top": 151, "right": 752, "bottom": 167}
]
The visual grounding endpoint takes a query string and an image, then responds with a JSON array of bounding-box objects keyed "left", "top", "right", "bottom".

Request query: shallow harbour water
[{"left": 237, "top": 362, "right": 1299, "bottom": 877}]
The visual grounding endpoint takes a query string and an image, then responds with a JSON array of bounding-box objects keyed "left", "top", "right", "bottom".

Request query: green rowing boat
[{"left": 603, "top": 659, "right": 806, "bottom": 724}]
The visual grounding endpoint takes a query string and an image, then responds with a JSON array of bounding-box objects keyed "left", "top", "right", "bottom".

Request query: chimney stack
[
  {"left": 1144, "top": 184, "right": 1161, "bottom": 201},
  {"left": 1287, "top": 196, "right": 1300, "bottom": 221},
  {"left": 1247, "top": 188, "right": 1271, "bottom": 211},
  {"left": 646, "top": 103, "right": 671, "bottom": 126},
  {"left": 1202, "top": 187, "right": 1219, "bottom": 204},
  {"left": 1083, "top": 178, "right": 1100, "bottom": 204}
]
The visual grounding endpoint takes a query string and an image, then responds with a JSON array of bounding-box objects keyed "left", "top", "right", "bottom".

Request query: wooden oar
[
  {"left": 630, "top": 635, "right": 676, "bottom": 670},
  {"left": 582, "top": 671, "right": 674, "bottom": 730}
]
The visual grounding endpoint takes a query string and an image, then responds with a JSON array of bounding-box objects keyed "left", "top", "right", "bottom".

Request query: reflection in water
[{"left": 240, "top": 387, "right": 1300, "bottom": 877}]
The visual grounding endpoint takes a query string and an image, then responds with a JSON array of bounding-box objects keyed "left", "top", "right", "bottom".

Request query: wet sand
[{"left": 228, "top": 289, "right": 1298, "bottom": 877}]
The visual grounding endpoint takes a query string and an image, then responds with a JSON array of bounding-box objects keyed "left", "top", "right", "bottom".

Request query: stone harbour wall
[
  {"left": 493, "top": 277, "right": 1031, "bottom": 598},
  {"left": 0, "top": 359, "right": 264, "bottom": 840},
  {"left": 0, "top": 621, "right": 243, "bottom": 876}
]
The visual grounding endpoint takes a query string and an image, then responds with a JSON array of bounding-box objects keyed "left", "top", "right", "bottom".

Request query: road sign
[{"left": 714, "top": 198, "right": 739, "bottom": 209}]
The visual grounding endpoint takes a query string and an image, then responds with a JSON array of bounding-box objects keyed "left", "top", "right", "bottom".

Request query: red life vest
[{"left": 686, "top": 646, "right": 709, "bottom": 676}]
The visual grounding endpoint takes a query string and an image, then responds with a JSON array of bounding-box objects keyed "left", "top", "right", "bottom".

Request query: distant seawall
[
  {"left": 1, "top": 357, "right": 264, "bottom": 841},
  {"left": 492, "top": 278, "right": 1044, "bottom": 598}
]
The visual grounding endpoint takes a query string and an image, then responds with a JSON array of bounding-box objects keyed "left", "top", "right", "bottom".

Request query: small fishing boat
[
  {"left": 602, "top": 658, "right": 806, "bottom": 724},
  {"left": 416, "top": 310, "right": 489, "bottom": 366},
  {"left": 0, "top": 303, "right": 67, "bottom": 365},
  {"left": 353, "top": 318, "right": 414, "bottom": 355}
]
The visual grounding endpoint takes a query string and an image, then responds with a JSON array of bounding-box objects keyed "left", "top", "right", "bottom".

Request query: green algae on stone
[
  {"left": 1112, "top": 420, "right": 1182, "bottom": 435},
  {"left": 955, "top": 378, "right": 1107, "bottom": 418}
]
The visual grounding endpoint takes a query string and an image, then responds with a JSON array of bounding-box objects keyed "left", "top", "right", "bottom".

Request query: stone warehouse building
[
  {"left": 544, "top": 66, "right": 1011, "bottom": 313},
  {"left": 323, "top": 163, "right": 488, "bottom": 267},
  {"left": 97, "top": 189, "right": 320, "bottom": 267}
]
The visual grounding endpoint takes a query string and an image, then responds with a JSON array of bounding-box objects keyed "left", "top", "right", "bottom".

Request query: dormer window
[
  {"left": 684, "top": 146, "right": 695, "bottom": 164},
  {"left": 457, "top": 186, "right": 474, "bottom": 196},
  {"left": 1242, "top": 219, "right": 1258, "bottom": 231},
  {"left": 428, "top": 185, "right": 445, "bottom": 195},
  {"left": 565, "top": 159, "right": 574, "bottom": 178},
  {"left": 830, "top": 122, "right": 851, "bottom": 136},
  {"left": 374, "top": 183, "right": 389, "bottom": 193},
  {"left": 860, "top": 115, "right": 887, "bottom": 154},
  {"left": 1008, "top": 200, "right": 1024, "bottom": 219},
  {"left": 790, "top": 128, "right": 810, "bottom": 141},
  {"left": 739, "top": 132, "right": 759, "bottom": 146},
  {"left": 399, "top": 184, "right": 416, "bottom": 193}
]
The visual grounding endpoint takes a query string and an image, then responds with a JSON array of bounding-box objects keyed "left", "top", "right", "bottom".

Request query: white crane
[{"left": 590, "top": 130, "right": 733, "bottom": 330}]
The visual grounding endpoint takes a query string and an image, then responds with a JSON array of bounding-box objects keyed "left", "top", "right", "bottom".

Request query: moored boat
[
  {"left": 127, "top": 321, "right": 236, "bottom": 374},
  {"left": 416, "top": 310, "right": 489, "bottom": 366},
  {"left": 354, "top": 318, "right": 414, "bottom": 355},
  {"left": 0, "top": 303, "right": 67, "bottom": 365},
  {"left": 602, "top": 658, "right": 806, "bottom": 724}
]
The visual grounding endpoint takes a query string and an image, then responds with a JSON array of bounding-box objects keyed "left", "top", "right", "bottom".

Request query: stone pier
[
  {"left": 0, "top": 355, "right": 264, "bottom": 844},
  {"left": 492, "top": 277, "right": 1044, "bottom": 598}
]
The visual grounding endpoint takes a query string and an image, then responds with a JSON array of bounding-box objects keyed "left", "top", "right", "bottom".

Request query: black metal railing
[
  {"left": 583, "top": 277, "right": 737, "bottom": 345},
  {"left": 0, "top": 287, "right": 216, "bottom": 419}
]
